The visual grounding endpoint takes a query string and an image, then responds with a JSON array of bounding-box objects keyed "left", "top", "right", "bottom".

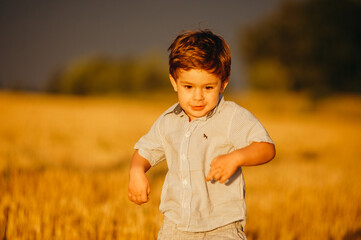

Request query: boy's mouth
[{"left": 191, "top": 105, "right": 205, "bottom": 111}]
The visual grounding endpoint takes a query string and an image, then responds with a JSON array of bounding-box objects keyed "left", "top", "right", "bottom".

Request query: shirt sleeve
[
  {"left": 228, "top": 104, "right": 274, "bottom": 149},
  {"left": 134, "top": 114, "right": 166, "bottom": 167}
]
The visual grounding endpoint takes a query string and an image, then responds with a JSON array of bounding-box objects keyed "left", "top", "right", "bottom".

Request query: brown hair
[{"left": 168, "top": 29, "right": 231, "bottom": 82}]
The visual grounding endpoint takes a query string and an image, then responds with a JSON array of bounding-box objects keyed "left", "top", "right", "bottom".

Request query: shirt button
[
  {"left": 181, "top": 155, "right": 186, "bottom": 160},
  {"left": 182, "top": 179, "right": 188, "bottom": 186},
  {"left": 185, "top": 132, "right": 191, "bottom": 137}
]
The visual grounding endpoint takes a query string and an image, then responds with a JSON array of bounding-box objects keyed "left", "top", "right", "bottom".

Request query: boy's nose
[{"left": 193, "top": 88, "right": 204, "bottom": 101}]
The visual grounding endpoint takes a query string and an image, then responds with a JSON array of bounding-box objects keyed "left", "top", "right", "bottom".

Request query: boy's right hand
[{"left": 128, "top": 170, "right": 151, "bottom": 205}]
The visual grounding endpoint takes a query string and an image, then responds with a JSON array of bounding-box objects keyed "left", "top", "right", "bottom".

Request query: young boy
[{"left": 128, "top": 29, "right": 275, "bottom": 239}]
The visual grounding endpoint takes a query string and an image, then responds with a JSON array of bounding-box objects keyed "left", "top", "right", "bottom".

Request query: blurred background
[
  {"left": 0, "top": 0, "right": 271, "bottom": 93},
  {"left": 1, "top": 0, "right": 360, "bottom": 95},
  {"left": 1, "top": 0, "right": 361, "bottom": 239}
]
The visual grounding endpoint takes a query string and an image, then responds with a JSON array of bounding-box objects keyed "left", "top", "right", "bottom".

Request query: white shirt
[{"left": 135, "top": 95, "right": 274, "bottom": 232}]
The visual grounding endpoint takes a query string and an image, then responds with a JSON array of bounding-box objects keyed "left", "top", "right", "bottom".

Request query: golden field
[{"left": 0, "top": 91, "right": 360, "bottom": 240}]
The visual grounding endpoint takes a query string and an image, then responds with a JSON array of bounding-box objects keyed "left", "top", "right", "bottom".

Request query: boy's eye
[
  {"left": 205, "top": 86, "right": 214, "bottom": 90},
  {"left": 184, "top": 85, "right": 192, "bottom": 89}
]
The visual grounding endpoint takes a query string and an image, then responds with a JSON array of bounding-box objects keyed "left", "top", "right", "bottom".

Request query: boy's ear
[
  {"left": 169, "top": 74, "right": 178, "bottom": 92},
  {"left": 220, "top": 78, "right": 229, "bottom": 93}
]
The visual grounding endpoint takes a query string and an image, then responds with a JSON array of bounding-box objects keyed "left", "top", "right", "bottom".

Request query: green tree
[
  {"left": 240, "top": 0, "right": 361, "bottom": 95},
  {"left": 48, "top": 53, "right": 169, "bottom": 95}
]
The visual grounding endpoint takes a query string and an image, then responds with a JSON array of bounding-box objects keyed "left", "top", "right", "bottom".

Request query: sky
[{"left": 0, "top": 0, "right": 284, "bottom": 91}]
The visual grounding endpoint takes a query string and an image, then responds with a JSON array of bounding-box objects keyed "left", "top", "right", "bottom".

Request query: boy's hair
[{"left": 168, "top": 29, "right": 231, "bottom": 82}]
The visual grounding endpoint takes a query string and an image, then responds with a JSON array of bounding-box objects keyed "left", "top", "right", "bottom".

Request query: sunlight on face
[{"left": 170, "top": 69, "right": 228, "bottom": 121}]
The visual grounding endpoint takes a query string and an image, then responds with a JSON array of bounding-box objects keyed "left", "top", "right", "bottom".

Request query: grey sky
[{"left": 0, "top": 0, "right": 283, "bottom": 91}]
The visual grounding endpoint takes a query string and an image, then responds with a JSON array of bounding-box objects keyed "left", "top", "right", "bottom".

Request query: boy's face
[{"left": 170, "top": 69, "right": 228, "bottom": 121}]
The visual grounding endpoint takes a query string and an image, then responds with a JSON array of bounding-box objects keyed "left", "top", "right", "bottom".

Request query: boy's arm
[
  {"left": 128, "top": 150, "right": 152, "bottom": 205},
  {"left": 206, "top": 142, "right": 275, "bottom": 183}
]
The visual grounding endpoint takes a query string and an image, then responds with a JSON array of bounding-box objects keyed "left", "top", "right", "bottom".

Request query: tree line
[
  {"left": 47, "top": 0, "right": 361, "bottom": 95},
  {"left": 48, "top": 53, "right": 170, "bottom": 95},
  {"left": 240, "top": 0, "right": 361, "bottom": 96}
]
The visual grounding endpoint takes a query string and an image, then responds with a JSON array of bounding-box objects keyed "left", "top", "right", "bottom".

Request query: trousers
[{"left": 157, "top": 217, "right": 247, "bottom": 240}]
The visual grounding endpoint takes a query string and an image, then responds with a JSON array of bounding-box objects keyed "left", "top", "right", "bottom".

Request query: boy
[{"left": 128, "top": 29, "right": 275, "bottom": 239}]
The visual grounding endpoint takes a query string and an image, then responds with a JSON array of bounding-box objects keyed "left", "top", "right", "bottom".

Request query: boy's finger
[
  {"left": 135, "top": 195, "right": 147, "bottom": 205},
  {"left": 147, "top": 184, "right": 151, "bottom": 195},
  {"left": 129, "top": 190, "right": 148, "bottom": 204},
  {"left": 212, "top": 172, "right": 221, "bottom": 181},
  {"left": 129, "top": 195, "right": 138, "bottom": 204},
  {"left": 205, "top": 171, "right": 214, "bottom": 181},
  {"left": 205, "top": 173, "right": 210, "bottom": 181},
  {"left": 219, "top": 176, "right": 228, "bottom": 183},
  {"left": 140, "top": 192, "right": 148, "bottom": 202}
]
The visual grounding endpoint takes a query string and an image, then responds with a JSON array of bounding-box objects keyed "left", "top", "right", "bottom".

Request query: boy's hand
[
  {"left": 205, "top": 143, "right": 276, "bottom": 183},
  {"left": 206, "top": 153, "right": 239, "bottom": 184},
  {"left": 128, "top": 170, "right": 151, "bottom": 205}
]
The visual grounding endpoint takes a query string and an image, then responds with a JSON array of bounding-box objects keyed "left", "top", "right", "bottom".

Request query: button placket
[{"left": 178, "top": 121, "right": 198, "bottom": 230}]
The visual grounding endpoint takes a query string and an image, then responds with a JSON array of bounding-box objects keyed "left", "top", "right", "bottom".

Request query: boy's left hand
[
  {"left": 206, "top": 142, "right": 275, "bottom": 183},
  {"left": 206, "top": 153, "right": 239, "bottom": 184}
]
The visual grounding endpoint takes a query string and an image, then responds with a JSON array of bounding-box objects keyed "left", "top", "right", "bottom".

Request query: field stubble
[{"left": 0, "top": 91, "right": 360, "bottom": 239}]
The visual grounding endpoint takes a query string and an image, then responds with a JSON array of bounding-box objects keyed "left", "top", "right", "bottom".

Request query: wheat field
[{"left": 0, "top": 91, "right": 360, "bottom": 240}]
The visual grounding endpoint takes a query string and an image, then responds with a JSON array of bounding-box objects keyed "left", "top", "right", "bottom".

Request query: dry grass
[{"left": 0, "top": 90, "right": 360, "bottom": 239}]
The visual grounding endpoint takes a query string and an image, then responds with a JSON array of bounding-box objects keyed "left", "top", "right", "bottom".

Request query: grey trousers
[{"left": 157, "top": 217, "right": 248, "bottom": 240}]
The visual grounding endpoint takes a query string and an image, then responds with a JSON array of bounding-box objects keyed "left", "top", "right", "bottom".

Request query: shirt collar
[{"left": 169, "top": 94, "right": 224, "bottom": 120}]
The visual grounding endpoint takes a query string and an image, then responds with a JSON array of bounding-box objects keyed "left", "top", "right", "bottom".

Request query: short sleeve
[
  {"left": 134, "top": 115, "right": 166, "bottom": 166},
  {"left": 228, "top": 104, "right": 274, "bottom": 149}
]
